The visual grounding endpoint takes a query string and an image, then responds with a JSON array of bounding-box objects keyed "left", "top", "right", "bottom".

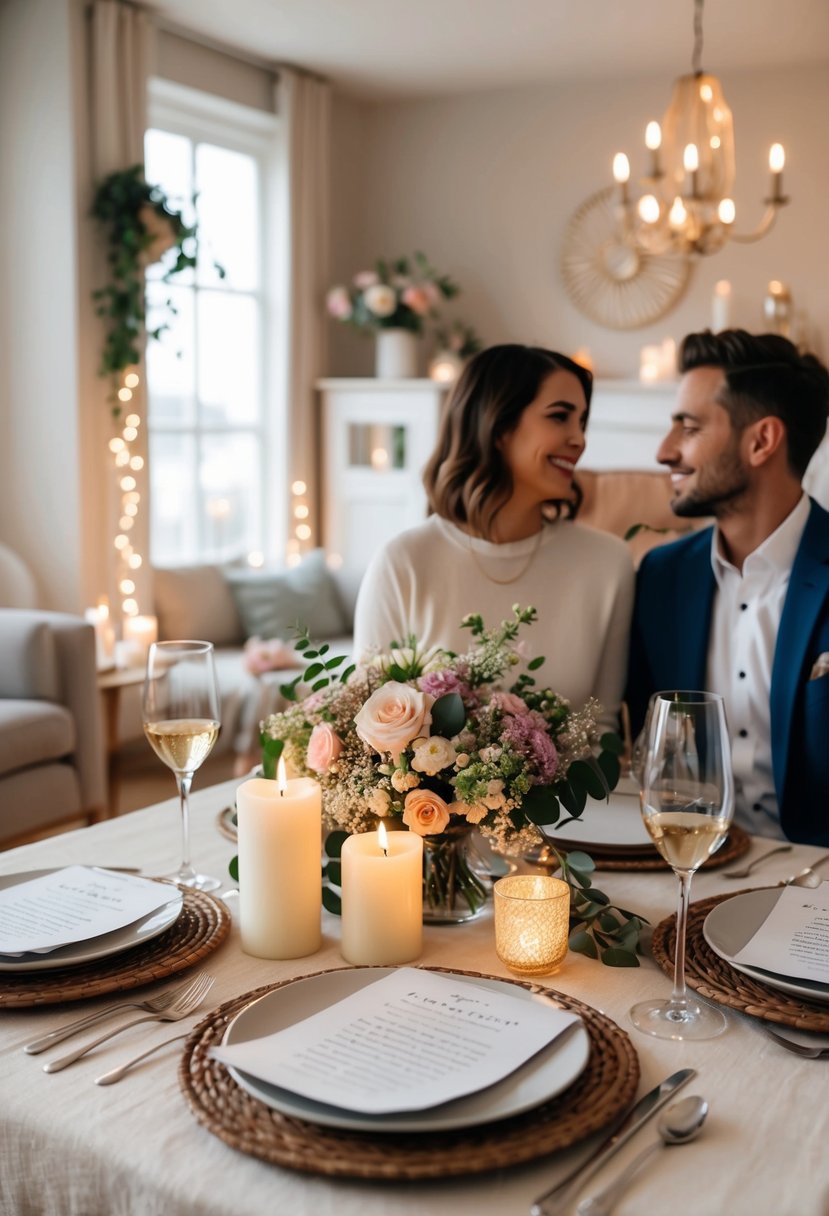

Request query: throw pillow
[
  {"left": 225, "top": 550, "right": 349, "bottom": 642},
  {"left": 153, "top": 565, "right": 244, "bottom": 646}
]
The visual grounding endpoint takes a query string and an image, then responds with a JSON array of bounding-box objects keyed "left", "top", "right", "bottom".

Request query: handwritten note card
[
  {"left": 0, "top": 867, "right": 175, "bottom": 955},
  {"left": 734, "top": 881, "right": 829, "bottom": 983},
  {"left": 212, "top": 968, "right": 579, "bottom": 1114}
]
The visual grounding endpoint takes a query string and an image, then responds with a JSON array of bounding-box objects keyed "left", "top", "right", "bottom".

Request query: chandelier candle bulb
[
  {"left": 236, "top": 768, "right": 322, "bottom": 960},
  {"left": 612, "top": 153, "right": 630, "bottom": 203},
  {"left": 769, "top": 143, "right": 785, "bottom": 202},
  {"left": 645, "top": 120, "right": 662, "bottom": 176},
  {"left": 340, "top": 824, "right": 423, "bottom": 966}
]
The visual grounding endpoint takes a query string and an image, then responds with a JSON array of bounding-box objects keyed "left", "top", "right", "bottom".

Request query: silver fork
[
  {"left": 43, "top": 974, "right": 213, "bottom": 1073},
  {"left": 24, "top": 973, "right": 207, "bottom": 1055},
  {"left": 724, "top": 843, "right": 793, "bottom": 879},
  {"left": 763, "top": 1025, "right": 829, "bottom": 1058}
]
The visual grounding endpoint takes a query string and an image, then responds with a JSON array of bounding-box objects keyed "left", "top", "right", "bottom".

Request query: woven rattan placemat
[
  {"left": 179, "top": 965, "right": 640, "bottom": 1181},
  {"left": 216, "top": 807, "right": 237, "bottom": 843},
  {"left": 589, "top": 825, "right": 751, "bottom": 872},
  {"left": 651, "top": 889, "right": 829, "bottom": 1032},
  {"left": 0, "top": 888, "right": 231, "bottom": 1009}
]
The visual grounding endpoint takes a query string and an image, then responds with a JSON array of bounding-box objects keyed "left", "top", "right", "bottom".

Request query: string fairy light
[{"left": 108, "top": 364, "right": 147, "bottom": 621}]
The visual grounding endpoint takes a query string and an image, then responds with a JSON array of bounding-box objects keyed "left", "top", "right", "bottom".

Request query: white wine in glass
[
  {"left": 142, "top": 640, "right": 221, "bottom": 891},
  {"left": 630, "top": 690, "right": 734, "bottom": 1041}
]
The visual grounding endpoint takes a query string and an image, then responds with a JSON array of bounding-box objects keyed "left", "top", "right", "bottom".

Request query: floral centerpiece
[
  {"left": 326, "top": 252, "right": 459, "bottom": 334},
  {"left": 259, "top": 606, "right": 644, "bottom": 967},
  {"left": 432, "top": 319, "right": 483, "bottom": 360}
]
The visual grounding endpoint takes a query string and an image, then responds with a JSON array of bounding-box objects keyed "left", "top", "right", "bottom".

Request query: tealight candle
[
  {"left": 494, "top": 875, "right": 570, "bottom": 976},
  {"left": 122, "top": 614, "right": 158, "bottom": 665},
  {"left": 341, "top": 822, "right": 423, "bottom": 965},
  {"left": 236, "top": 762, "right": 322, "bottom": 959}
]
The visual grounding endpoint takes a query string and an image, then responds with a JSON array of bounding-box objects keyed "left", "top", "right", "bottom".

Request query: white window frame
[{"left": 146, "top": 76, "right": 288, "bottom": 565}]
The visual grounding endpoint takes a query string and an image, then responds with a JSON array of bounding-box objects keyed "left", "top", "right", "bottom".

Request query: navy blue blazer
[{"left": 626, "top": 499, "right": 829, "bottom": 845}]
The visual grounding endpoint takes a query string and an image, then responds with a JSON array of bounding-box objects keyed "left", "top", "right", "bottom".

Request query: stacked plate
[
  {"left": 703, "top": 887, "right": 829, "bottom": 1005},
  {"left": 0, "top": 869, "right": 183, "bottom": 974}
]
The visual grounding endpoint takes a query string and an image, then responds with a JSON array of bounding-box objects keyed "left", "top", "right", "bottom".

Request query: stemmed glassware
[
  {"left": 630, "top": 690, "right": 734, "bottom": 1040},
  {"left": 142, "top": 640, "right": 221, "bottom": 891}
]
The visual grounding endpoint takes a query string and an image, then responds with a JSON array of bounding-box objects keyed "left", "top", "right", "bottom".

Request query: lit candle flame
[
  {"left": 277, "top": 754, "right": 287, "bottom": 797},
  {"left": 377, "top": 819, "right": 389, "bottom": 857}
]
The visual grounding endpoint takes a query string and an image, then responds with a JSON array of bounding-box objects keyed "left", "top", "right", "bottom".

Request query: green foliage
[
  {"left": 278, "top": 627, "right": 355, "bottom": 703},
  {"left": 90, "top": 164, "right": 224, "bottom": 407}
]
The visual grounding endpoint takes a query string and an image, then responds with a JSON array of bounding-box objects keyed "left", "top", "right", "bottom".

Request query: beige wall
[{"left": 327, "top": 63, "right": 829, "bottom": 379}]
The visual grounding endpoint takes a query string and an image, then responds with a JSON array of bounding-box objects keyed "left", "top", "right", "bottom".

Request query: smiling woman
[{"left": 353, "top": 344, "right": 636, "bottom": 733}]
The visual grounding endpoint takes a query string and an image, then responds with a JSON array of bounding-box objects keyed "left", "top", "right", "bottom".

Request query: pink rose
[
  {"left": 401, "top": 285, "right": 431, "bottom": 316},
  {"left": 354, "top": 681, "right": 433, "bottom": 764},
  {"left": 491, "top": 691, "right": 529, "bottom": 716},
  {"left": 326, "top": 286, "right": 352, "bottom": 320},
  {"left": 353, "top": 270, "right": 379, "bottom": 289},
  {"left": 403, "top": 788, "right": 451, "bottom": 836},
  {"left": 306, "top": 722, "right": 343, "bottom": 773}
]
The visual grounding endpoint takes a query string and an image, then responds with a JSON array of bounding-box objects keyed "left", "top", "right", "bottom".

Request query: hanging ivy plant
[{"left": 91, "top": 164, "right": 221, "bottom": 409}]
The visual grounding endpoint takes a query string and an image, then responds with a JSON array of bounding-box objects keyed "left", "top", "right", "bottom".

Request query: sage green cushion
[{"left": 224, "top": 550, "right": 348, "bottom": 642}]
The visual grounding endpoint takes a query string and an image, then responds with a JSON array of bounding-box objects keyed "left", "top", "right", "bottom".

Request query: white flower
[
  {"left": 367, "top": 787, "right": 391, "bottom": 815},
  {"left": 455, "top": 752, "right": 470, "bottom": 768},
  {"left": 411, "top": 736, "right": 457, "bottom": 775},
  {"left": 363, "top": 284, "right": 397, "bottom": 318},
  {"left": 391, "top": 769, "right": 420, "bottom": 793},
  {"left": 480, "top": 746, "right": 502, "bottom": 763},
  {"left": 483, "top": 778, "right": 506, "bottom": 810}
]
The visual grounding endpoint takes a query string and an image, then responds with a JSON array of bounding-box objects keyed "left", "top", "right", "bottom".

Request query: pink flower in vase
[
  {"left": 326, "top": 286, "right": 352, "bottom": 320},
  {"left": 306, "top": 722, "right": 344, "bottom": 773}
]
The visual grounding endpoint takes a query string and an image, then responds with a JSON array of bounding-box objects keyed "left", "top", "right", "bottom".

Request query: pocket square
[{"left": 809, "top": 652, "right": 829, "bottom": 680}]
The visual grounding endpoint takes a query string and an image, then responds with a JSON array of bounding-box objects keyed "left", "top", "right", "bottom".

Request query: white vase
[{"left": 375, "top": 328, "right": 418, "bottom": 379}]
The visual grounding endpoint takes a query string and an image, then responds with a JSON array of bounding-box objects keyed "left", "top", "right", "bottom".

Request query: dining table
[{"left": 1, "top": 777, "right": 828, "bottom": 1216}]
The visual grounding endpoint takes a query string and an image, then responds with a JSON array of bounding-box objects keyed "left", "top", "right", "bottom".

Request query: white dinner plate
[
  {"left": 544, "top": 792, "right": 654, "bottom": 853},
  {"left": 222, "top": 967, "right": 591, "bottom": 1133},
  {"left": 703, "top": 887, "right": 829, "bottom": 1005},
  {"left": 0, "top": 870, "right": 183, "bottom": 973}
]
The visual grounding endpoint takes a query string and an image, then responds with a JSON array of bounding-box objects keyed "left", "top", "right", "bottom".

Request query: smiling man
[{"left": 627, "top": 329, "right": 829, "bottom": 843}]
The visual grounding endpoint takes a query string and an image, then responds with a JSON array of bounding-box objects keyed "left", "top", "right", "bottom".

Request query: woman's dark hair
[
  {"left": 679, "top": 329, "right": 829, "bottom": 479},
  {"left": 423, "top": 344, "right": 592, "bottom": 536}
]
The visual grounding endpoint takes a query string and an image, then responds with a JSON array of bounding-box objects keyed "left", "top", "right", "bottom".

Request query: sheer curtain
[
  {"left": 87, "top": 0, "right": 152, "bottom": 611},
  {"left": 277, "top": 69, "right": 331, "bottom": 549}
]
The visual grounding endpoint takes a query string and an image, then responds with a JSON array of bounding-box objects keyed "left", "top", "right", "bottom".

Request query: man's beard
[{"left": 671, "top": 450, "right": 749, "bottom": 519}]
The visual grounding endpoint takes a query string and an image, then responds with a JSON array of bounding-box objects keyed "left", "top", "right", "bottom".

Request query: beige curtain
[
  {"left": 88, "top": 0, "right": 153, "bottom": 612},
  {"left": 278, "top": 69, "right": 331, "bottom": 547}
]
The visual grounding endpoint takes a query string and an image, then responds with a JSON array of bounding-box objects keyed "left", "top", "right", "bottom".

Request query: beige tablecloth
[{"left": 1, "top": 780, "right": 827, "bottom": 1216}]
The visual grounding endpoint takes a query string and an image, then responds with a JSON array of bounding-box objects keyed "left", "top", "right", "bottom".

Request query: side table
[{"left": 97, "top": 666, "right": 146, "bottom": 816}]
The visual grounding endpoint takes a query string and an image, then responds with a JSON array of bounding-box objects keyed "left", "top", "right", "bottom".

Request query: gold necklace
[{"left": 466, "top": 525, "right": 545, "bottom": 585}]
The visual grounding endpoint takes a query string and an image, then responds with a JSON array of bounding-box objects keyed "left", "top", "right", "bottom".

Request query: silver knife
[{"left": 530, "top": 1067, "right": 696, "bottom": 1215}]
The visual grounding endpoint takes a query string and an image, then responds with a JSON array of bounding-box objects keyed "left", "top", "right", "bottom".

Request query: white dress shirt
[{"left": 706, "top": 494, "right": 810, "bottom": 837}]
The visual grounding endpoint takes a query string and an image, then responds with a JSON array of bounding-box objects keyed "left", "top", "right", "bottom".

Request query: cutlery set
[{"left": 22, "top": 971, "right": 214, "bottom": 1079}]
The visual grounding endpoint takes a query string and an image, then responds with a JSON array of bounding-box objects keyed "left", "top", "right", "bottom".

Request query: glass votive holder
[{"left": 494, "top": 875, "right": 570, "bottom": 976}]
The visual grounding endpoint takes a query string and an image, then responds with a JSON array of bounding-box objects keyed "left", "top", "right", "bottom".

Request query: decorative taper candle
[
  {"left": 341, "top": 822, "right": 423, "bottom": 965},
  {"left": 236, "top": 765, "right": 322, "bottom": 959}
]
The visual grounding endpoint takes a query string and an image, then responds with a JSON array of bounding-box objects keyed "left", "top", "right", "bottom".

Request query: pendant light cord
[{"left": 692, "top": 0, "right": 704, "bottom": 75}]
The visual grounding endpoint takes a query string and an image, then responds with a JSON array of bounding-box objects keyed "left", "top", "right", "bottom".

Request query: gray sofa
[
  {"left": 0, "top": 611, "right": 106, "bottom": 847},
  {"left": 115, "top": 549, "right": 359, "bottom": 766}
]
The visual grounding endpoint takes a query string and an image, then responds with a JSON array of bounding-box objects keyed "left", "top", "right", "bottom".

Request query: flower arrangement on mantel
[
  {"left": 255, "top": 606, "right": 645, "bottom": 967},
  {"left": 433, "top": 319, "right": 483, "bottom": 360},
  {"left": 326, "top": 252, "right": 459, "bottom": 335},
  {"left": 90, "top": 164, "right": 223, "bottom": 408}
]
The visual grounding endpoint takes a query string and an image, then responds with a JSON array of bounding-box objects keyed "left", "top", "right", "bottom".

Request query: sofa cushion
[
  {"left": 0, "top": 700, "right": 75, "bottom": 779},
  {"left": 224, "top": 550, "right": 349, "bottom": 642},
  {"left": 154, "top": 565, "right": 243, "bottom": 646},
  {"left": 0, "top": 619, "right": 59, "bottom": 700}
]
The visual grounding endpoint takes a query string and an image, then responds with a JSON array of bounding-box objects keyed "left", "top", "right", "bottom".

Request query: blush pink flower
[
  {"left": 326, "top": 285, "right": 352, "bottom": 320},
  {"left": 403, "top": 788, "right": 451, "bottom": 836},
  {"left": 490, "top": 691, "right": 529, "bottom": 716},
  {"left": 401, "top": 285, "right": 431, "bottom": 316},
  {"left": 354, "top": 681, "right": 433, "bottom": 764},
  {"left": 353, "top": 270, "right": 379, "bottom": 289},
  {"left": 306, "top": 722, "right": 343, "bottom": 773}
]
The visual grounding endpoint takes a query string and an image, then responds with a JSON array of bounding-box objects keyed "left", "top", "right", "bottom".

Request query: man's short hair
[{"left": 679, "top": 329, "right": 829, "bottom": 478}]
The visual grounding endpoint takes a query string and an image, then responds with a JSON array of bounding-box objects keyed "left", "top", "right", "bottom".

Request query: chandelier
[{"left": 610, "top": 0, "right": 789, "bottom": 258}]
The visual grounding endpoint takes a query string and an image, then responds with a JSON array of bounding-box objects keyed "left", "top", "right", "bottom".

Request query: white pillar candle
[
  {"left": 712, "top": 279, "right": 732, "bottom": 332},
  {"left": 236, "top": 774, "right": 322, "bottom": 959},
  {"left": 122, "top": 614, "right": 158, "bottom": 664},
  {"left": 341, "top": 824, "right": 423, "bottom": 965}
]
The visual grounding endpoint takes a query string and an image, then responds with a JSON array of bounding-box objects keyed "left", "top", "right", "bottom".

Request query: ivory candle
[
  {"left": 236, "top": 769, "right": 322, "bottom": 959},
  {"left": 712, "top": 280, "right": 732, "bottom": 332},
  {"left": 341, "top": 823, "right": 423, "bottom": 965}
]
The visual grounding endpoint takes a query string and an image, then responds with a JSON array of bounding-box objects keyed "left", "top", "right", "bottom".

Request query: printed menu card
[
  {"left": 734, "top": 881, "right": 829, "bottom": 982},
  {"left": 212, "top": 968, "right": 580, "bottom": 1114},
  {"left": 0, "top": 866, "right": 176, "bottom": 955}
]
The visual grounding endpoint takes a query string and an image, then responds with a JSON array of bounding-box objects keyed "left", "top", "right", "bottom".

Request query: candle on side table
[
  {"left": 341, "top": 822, "right": 423, "bottom": 965},
  {"left": 236, "top": 763, "right": 322, "bottom": 959}
]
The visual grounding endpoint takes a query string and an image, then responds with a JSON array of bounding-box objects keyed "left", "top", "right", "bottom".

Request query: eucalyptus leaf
[
  {"left": 521, "top": 785, "right": 560, "bottom": 826},
  {"left": 600, "top": 731, "right": 625, "bottom": 756},
  {"left": 325, "top": 860, "right": 342, "bottom": 887},
  {"left": 322, "top": 887, "right": 342, "bottom": 915},
  {"left": 600, "top": 946, "right": 640, "bottom": 968},
  {"left": 324, "top": 830, "right": 348, "bottom": 859},
  {"left": 568, "top": 930, "right": 598, "bottom": 958},
  {"left": 568, "top": 758, "right": 609, "bottom": 801},
  {"left": 228, "top": 855, "right": 238, "bottom": 882},
  {"left": 430, "top": 692, "right": 466, "bottom": 738}
]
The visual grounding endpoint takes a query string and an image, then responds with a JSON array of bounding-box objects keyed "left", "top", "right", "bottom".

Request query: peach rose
[
  {"left": 354, "top": 681, "right": 432, "bottom": 764},
  {"left": 490, "top": 691, "right": 528, "bottom": 716},
  {"left": 306, "top": 722, "right": 343, "bottom": 773},
  {"left": 403, "top": 788, "right": 451, "bottom": 836}
]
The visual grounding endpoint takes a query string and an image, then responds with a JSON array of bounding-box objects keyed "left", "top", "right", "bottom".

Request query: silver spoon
[
  {"left": 782, "top": 852, "right": 829, "bottom": 889},
  {"left": 724, "top": 843, "right": 792, "bottom": 879},
  {"left": 576, "top": 1095, "right": 708, "bottom": 1216}
]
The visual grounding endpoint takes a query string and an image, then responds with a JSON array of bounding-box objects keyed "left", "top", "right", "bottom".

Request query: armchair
[{"left": 0, "top": 611, "right": 107, "bottom": 847}]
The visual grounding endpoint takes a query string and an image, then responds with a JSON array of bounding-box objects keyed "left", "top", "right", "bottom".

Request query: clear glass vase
[{"left": 422, "top": 823, "right": 489, "bottom": 924}]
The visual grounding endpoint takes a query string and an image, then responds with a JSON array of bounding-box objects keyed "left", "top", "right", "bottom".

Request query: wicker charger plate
[
  {"left": 216, "top": 806, "right": 237, "bottom": 843},
  {"left": 588, "top": 824, "right": 751, "bottom": 872},
  {"left": 179, "top": 965, "right": 639, "bottom": 1181},
  {"left": 0, "top": 888, "right": 231, "bottom": 1009},
  {"left": 652, "top": 888, "right": 829, "bottom": 1032}
]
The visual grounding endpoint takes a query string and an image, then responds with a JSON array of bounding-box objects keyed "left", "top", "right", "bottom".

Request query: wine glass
[
  {"left": 142, "top": 640, "right": 221, "bottom": 891},
  {"left": 630, "top": 690, "right": 734, "bottom": 1040}
]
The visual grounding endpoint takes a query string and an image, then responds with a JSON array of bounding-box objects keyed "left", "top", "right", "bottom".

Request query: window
[{"left": 144, "top": 80, "right": 284, "bottom": 567}]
